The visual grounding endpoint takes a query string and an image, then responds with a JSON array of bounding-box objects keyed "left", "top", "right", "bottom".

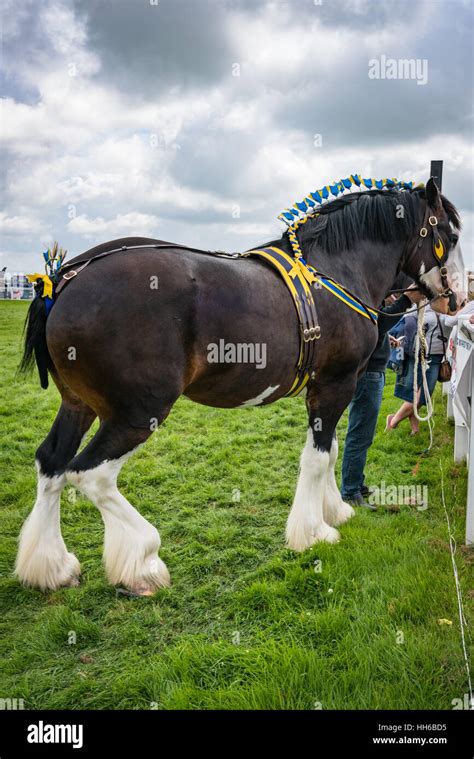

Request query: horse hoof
[
  {"left": 116, "top": 564, "right": 171, "bottom": 597},
  {"left": 116, "top": 585, "right": 157, "bottom": 598},
  {"left": 333, "top": 502, "right": 356, "bottom": 526},
  {"left": 133, "top": 588, "right": 155, "bottom": 597},
  {"left": 63, "top": 575, "right": 80, "bottom": 588},
  {"left": 59, "top": 553, "right": 81, "bottom": 588},
  {"left": 312, "top": 525, "right": 340, "bottom": 544},
  {"left": 323, "top": 526, "right": 341, "bottom": 544}
]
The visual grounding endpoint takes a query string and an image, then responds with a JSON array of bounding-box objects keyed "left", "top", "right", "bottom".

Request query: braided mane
[{"left": 279, "top": 175, "right": 460, "bottom": 257}]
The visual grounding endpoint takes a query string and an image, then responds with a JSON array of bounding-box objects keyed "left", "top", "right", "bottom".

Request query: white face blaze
[
  {"left": 419, "top": 263, "right": 444, "bottom": 300},
  {"left": 420, "top": 238, "right": 466, "bottom": 315}
]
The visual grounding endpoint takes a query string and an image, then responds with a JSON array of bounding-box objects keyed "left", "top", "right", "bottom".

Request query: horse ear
[{"left": 426, "top": 177, "right": 442, "bottom": 210}]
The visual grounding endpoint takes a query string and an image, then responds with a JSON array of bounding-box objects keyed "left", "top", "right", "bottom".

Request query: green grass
[{"left": 0, "top": 300, "right": 472, "bottom": 710}]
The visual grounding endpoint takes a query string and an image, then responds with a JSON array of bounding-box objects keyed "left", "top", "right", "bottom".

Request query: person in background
[
  {"left": 386, "top": 304, "right": 448, "bottom": 434},
  {"left": 444, "top": 297, "right": 474, "bottom": 328},
  {"left": 341, "top": 281, "right": 423, "bottom": 511}
]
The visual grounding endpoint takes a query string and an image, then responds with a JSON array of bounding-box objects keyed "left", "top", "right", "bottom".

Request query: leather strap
[
  {"left": 247, "top": 246, "right": 321, "bottom": 396},
  {"left": 54, "top": 242, "right": 241, "bottom": 296}
]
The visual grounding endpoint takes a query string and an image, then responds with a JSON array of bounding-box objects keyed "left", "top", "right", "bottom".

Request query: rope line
[
  {"left": 439, "top": 459, "right": 473, "bottom": 709},
  {"left": 413, "top": 301, "right": 434, "bottom": 449}
]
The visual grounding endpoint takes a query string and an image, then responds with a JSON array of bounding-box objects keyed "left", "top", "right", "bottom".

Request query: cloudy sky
[{"left": 1, "top": 0, "right": 473, "bottom": 274}]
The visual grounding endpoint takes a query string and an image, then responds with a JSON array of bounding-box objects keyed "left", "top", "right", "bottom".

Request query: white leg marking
[
  {"left": 241, "top": 385, "right": 280, "bottom": 407},
  {"left": 286, "top": 430, "right": 340, "bottom": 551},
  {"left": 323, "top": 437, "right": 355, "bottom": 527},
  {"left": 15, "top": 463, "right": 80, "bottom": 591},
  {"left": 66, "top": 453, "right": 170, "bottom": 593}
]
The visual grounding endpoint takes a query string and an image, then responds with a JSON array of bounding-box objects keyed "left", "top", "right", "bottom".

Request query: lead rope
[{"left": 413, "top": 301, "right": 434, "bottom": 450}]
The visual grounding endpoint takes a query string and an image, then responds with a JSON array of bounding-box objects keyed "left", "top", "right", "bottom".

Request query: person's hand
[
  {"left": 470, "top": 314, "right": 474, "bottom": 324},
  {"left": 404, "top": 284, "right": 425, "bottom": 304},
  {"left": 389, "top": 335, "right": 402, "bottom": 347}
]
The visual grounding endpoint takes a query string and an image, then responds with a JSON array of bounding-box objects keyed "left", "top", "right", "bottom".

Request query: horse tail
[{"left": 18, "top": 295, "right": 51, "bottom": 389}]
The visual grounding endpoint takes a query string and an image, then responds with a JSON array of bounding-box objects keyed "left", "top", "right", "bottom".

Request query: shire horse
[{"left": 16, "top": 178, "right": 463, "bottom": 595}]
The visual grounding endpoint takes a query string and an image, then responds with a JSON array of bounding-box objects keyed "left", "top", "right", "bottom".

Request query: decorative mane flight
[{"left": 278, "top": 174, "right": 422, "bottom": 259}]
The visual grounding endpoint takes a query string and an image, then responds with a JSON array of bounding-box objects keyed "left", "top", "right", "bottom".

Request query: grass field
[{"left": 0, "top": 300, "right": 472, "bottom": 710}]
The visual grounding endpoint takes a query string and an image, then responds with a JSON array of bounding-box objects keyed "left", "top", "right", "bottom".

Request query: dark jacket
[{"left": 367, "top": 294, "right": 411, "bottom": 372}]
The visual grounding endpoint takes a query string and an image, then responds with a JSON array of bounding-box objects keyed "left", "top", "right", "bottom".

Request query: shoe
[
  {"left": 346, "top": 494, "right": 377, "bottom": 512},
  {"left": 361, "top": 485, "right": 374, "bottom": 498}
]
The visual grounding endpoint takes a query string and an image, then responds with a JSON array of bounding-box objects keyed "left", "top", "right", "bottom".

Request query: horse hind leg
[
  {"left": 15, "top": 400, "right": 96, "bottom": 590},
  {"left": 65, "top": 420, "right": 170, "bottom": 596}
]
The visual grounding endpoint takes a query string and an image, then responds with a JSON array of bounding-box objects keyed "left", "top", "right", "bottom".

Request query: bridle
[
  {"left": 328, "top": 203, "right": 458, "bottom": 320},
  {"left": 408, "top": 203, "right": 457, "bottom": 312}
]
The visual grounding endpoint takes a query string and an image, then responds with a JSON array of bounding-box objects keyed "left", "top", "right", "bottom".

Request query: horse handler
[{"left": 340, "top": 285, "right": 424, "bottom": 510}]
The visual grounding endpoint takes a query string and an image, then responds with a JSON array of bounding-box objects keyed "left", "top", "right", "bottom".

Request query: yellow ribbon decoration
[{"left": 26, "top": 273, "right": 53, "bottom": 299}]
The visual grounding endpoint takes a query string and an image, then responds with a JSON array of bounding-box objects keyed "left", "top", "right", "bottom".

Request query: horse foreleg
[
  {"left": 323, "top": 435, "right": 355, "bottom": 527},
  {"left": 66, "top": 420, "right": 170, "bottom": 596},
  {"left": 286, "top": 379, "right": 357, "bottom": 551},
  {"left": 286, "top": 428, "right": 339, "bottom": 551},
  {"left": 15, "top": 400, "right": 96, "bottom": 590}
]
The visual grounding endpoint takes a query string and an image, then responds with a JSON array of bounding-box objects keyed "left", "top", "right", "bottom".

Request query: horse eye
[{"left": 450, "top": 233, "right": 459, "bottom": 246}]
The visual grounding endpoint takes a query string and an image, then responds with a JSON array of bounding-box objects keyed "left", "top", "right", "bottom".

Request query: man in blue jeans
[{"left": 341, "top": 286, "right": 422, "bottom": 509}]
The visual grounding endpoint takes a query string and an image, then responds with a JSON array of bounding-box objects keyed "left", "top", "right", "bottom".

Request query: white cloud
[
  {"left": 1, "top": 0, "right": 473, "bottom": 275},
  {"left": 0, "top": 212, "right": 48, "bottom": 235},
  {"left": 68, "top": 212, "right": 161, "bottom": 237}
]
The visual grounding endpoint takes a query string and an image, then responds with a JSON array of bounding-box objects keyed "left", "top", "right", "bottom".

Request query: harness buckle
[
  {"left": 62, "top": 270, "right": 78, "bottom": 281},
  {"left": 428, "top": 215, "right": 438, "bottom": 226},
  {"left": 419, "top": 227, "right": 428, "bottom": 237},
  {"left": 303, "top": 326, "right": 321, "bottom": 342}
]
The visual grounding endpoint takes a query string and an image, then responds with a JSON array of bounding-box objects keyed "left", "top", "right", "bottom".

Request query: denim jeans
[{"left": 341, "top": 370, "right": 385, "bottom": 500}]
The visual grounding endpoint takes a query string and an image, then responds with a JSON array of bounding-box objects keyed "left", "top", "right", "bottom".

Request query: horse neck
[{"left": 304, "top": 240, "right": 406, "bottom": 307}]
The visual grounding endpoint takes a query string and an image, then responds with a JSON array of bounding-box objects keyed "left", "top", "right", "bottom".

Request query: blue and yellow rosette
[{"left": 27, "top": 242, "right": 67, "bottom": 315}]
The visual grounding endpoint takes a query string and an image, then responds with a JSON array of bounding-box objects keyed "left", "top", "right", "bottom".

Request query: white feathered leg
[
  {"left": 67, "top": 454, "right": 170, "bottom": 594},
  {"left": 15, "top": 464, "right": 80, "bottom": 590},
  {"left": 286, "top": 430, "right": 340, "bottom": 551},
  {"left": 323, "top": 436, "right": 355, "bottom": 527}
]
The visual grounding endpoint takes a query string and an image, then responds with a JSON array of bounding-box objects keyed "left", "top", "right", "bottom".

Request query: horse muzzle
[
  {"left": 429, "top": 291, "right": 458, "bottom": 315},
  {"left": 447, "top": 291, "right": 458, "bottom": 314}
]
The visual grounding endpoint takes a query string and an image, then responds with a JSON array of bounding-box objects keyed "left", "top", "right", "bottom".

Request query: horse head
[{"left": 403, "top": 177, "right": 465, "bottom": 314}]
